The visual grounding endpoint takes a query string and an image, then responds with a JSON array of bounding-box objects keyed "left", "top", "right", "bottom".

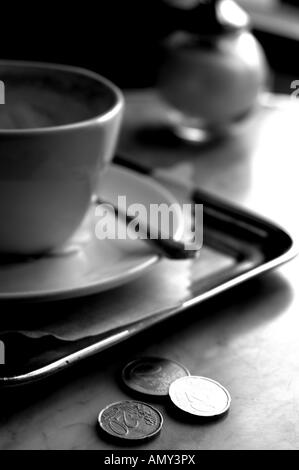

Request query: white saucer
[{"left": 0, "top": 165, "right": 184, "bottom": 301}]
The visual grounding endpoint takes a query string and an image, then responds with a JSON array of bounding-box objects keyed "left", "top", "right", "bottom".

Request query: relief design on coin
[
  {"left": 169, "top": 376, "right": 231, "bottom": 417},
  {"left": 98, "top": 400, "right": 163, "bottom": 441},
  {"left": 122, "top": 357, "right": 190, "bottom": 396}
]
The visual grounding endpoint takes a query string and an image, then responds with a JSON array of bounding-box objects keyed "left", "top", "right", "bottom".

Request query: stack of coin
[{"left": 98, "top": 357, "right": 231, "bottom": 442}]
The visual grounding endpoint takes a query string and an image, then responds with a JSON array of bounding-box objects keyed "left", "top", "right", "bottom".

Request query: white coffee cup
[{"left": 0, "top": 61, "right": 124, "bottom": 255}]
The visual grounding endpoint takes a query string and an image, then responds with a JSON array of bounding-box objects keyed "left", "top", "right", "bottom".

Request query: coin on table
[
  {"left": 122, "top": 357, "right": 190, "bottom": 396},
  {"left": 98, "top": 400, "right": 163, "bottom": 441},
  {"left": 169, "top": 375, "right": 231, "bottom": 417}
]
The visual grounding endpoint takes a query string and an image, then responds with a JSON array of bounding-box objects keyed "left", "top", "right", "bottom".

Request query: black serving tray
[{"left": 0, "top": 161, "right": 296, "bottom": 387}]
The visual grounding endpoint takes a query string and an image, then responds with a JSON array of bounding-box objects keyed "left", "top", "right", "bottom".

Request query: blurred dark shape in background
[
  {"left": 281, "top": 0, "right": 298, "bottom": 5},
  {"left": 0, "top": 1, "right": 298, "bottom": 90}
]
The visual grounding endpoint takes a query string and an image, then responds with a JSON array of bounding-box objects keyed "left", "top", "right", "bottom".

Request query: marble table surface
[{"left": 0, "top": 91, "right": 298, "bottom": 450}]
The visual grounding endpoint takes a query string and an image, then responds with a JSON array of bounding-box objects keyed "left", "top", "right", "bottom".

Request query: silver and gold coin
[
  {"left": 122, "top": 357, "right": 190, "bottom": 396},
  {"left": 98, "top": 400, "right": 163, "bottom": 441},
  {"left": 169, "top": 375, "right": 231, "bottom": 417}
]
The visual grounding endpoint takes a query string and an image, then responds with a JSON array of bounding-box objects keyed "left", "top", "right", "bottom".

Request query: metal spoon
[{"left": 93, "top": 196, "right": 200, "bottom": 260}]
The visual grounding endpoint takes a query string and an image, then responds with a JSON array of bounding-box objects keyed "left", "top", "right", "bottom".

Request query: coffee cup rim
[{"left": 0, "top": 60, "right": 124, "bottom": 135}]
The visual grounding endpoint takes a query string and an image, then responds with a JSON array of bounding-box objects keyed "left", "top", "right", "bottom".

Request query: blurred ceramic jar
[{"left": 158, "top": 0, "right": 269, "bottom": 142}]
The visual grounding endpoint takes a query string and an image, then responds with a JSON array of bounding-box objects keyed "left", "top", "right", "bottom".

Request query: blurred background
[{"left": 1, "top": 0, "right": 298, "bottom": 92}]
